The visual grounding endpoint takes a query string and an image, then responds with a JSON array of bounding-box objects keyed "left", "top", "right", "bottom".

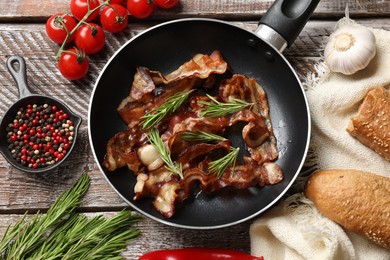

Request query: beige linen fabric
[{"left": 250, "top": 18, "right": 390, "bottom": 260}]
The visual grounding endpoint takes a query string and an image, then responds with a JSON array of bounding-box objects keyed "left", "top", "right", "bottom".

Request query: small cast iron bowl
[{"left": 0, "top": 55, "right": 82, "bottom": 173}]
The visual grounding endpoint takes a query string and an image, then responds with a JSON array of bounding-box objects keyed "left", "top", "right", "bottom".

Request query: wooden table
[{"left": 0, "top": 1, "right": 389, "bottom": 258}]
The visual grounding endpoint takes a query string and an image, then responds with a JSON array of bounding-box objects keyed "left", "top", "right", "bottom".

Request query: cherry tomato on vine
[
  {"left": 46, "top": 13, "right": 77, "bottom": 44},
  {"left": 154, "top": 0, "right": 179, "bottom": 9},
  {"left": 127, "top": 0, "right": 155, "bottom": 19},
  {"left": 58, "top": 48, "right": 89, "bottom": 80},
  {"left": 75, "top": 23, "right": 105, "bottom": 54},
  {"left": 109, "top": 0, "right": 124, "bottom": 3},
  {"left": 100, "top": 4, "right": 129, "bottom": 33},
  {"left": 70, "top": 0, "right": 100, "bottom": 21}
]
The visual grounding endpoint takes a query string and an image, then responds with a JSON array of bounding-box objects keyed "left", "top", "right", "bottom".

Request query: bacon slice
[
  {"left": 104, "top": 127, "right": 146, "bottom": 172},
  {"left": 164, "top": 50, "right": 228, "bottom": 82},
  {"left": 154, "top": 181, "right": 181, "bottom": 218},
  {"left": 128, "top": 50, "right": 228, "bottom": 101},
  {"left": 129, "top": 67, "right": 164, "bottom": 101},
  {"left": 133, "top": 168, "right": 175, "bottom": 199},
  {"left": 220, "top": 74, "right": 278, "bottom": 164},
  {"left": 242, "top": 119, "right": 270, "bottom": 147}
]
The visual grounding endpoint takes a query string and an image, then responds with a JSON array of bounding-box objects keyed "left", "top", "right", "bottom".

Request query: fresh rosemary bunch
[
  {"left": 0, "top": 173, "right": 141, "bottom": 260},
  {"left": 199, "top": 95, "right": 253, "bottom": 117},
  {"left": 208, "top": 147, "right": 240, "bottom": 178},
  {"left": 147, "top": 128, "right": 184, "bottom": 179},
  {"left": 140, "top": 89, "right": 193, "bottom": 129},
  {"left": 181, "top": 131, "right": 226, "bottom": 143}
]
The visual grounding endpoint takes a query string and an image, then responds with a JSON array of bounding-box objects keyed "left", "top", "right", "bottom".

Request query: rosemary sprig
[
  {"left": 181, "top": 131, "right": 226, "bottom": 143},
  {"left": 140, "top": 89, "right": 193, "bottom": 129},
  {"left": 199, "top": 95, "right": 253, "bottom": 117},
  {"left": 147, "top": 128, "right": 183, "bottom": 179},
  {"left": 0, "top": 174, "right": 141, "bottom": 260},
  {"left": 208, "top": 147, "right": 240, "bottom": 178}
]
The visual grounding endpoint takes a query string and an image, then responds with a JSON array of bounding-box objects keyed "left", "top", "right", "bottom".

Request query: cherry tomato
[
  {"left": 75, "top": 23, "right": 105, "bottom": 54},
  {"left": 46, "top": 13, "right": 77, "bottom": 44},
  {"left": 100, "top": 4, "right": 129, "bottom": 33},
  {"left": 154, "top": 0, "right": 179, "bottom": 9},
  {"left": 70, "top": 0, "right": 100, "bottom": 21},
  {"left": 109, "top": 0, "right": 124, "bottom": 3},
  {"left": 127, "top": 0, "right": 155, "bottom": 19},
  {"left": 58, "top": 48, "right": 89, "bottom": 80}
]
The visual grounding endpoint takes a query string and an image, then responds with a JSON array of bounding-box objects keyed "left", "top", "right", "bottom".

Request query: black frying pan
[{"left": 89, "top": 0, "right": 318, "bottom": 229}]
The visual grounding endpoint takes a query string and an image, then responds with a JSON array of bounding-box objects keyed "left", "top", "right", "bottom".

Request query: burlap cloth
[{"left": 250, "top": 17, "right": 390, "bottom": 260}]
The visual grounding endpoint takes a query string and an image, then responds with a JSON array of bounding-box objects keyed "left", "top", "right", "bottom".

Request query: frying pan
[
  {"left": 89, "top": 0, "right": 318, "bottom": 229},
  {"left": 0, "top": 55, "right": 82, "bottom": 173}
]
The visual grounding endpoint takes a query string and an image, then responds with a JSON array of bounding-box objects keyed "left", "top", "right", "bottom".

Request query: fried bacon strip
[
  {"left": 103, "top": 127, "right": 146, "bottom": 172},
  {"left": 129, "top": 50, "right": 228, "bottom": 101},
  {"left": 163, "top": 50, "right": 228, "bottom": 82},
  {"left": 219, "top": 74, "right": 278, "bottom": 164},
  {"left": 104, "top": 51, "right": 283, "bottom": 218}
]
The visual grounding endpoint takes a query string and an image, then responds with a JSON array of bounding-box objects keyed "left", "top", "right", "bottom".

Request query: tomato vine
[{"left": 45, "top": 0, "right": 180, "bottom": 80}]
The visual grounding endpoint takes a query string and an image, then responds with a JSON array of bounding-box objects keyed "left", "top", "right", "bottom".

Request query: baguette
[
  {"left": 305, "top": 169, "right": 390, "bottom": 250},
  {"left": 346, "top": 86, "right": 390, "bottom": 161}
]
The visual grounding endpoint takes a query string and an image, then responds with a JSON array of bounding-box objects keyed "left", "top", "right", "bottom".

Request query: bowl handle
[{"left": 6, "top": 55, "right": 34, "bottom": 99}]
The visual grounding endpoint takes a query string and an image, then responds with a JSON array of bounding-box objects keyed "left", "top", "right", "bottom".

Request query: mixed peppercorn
[{"left": 6, "top": 103, "right": 75, "bottom": 169}]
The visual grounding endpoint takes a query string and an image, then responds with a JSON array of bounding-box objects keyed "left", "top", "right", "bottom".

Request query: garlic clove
[
  {"left": 137, "top": 144, "right": 164, "bottom": 171},
  {"left": 324, "top": 25, "right": 376, "bottom": 75}
]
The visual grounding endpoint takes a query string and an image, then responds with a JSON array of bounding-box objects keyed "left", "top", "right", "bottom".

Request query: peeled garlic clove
[
  {"left": 324, "top": 25, "right": 376, "bottom": 75},
  {"left": 137, "top": 144, "right": 164, "bottom": 171}
]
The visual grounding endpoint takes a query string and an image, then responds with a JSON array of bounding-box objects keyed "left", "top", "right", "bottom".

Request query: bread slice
[
  {"left": 305, "top": 169, "right": 390, "bottom": 250},
  {"left": 347, "top": 86, "right": 390, "bottom": 161}
]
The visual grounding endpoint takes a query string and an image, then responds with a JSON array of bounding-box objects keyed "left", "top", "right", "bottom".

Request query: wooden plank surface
[
  {"left": 0, "top": 0, "right": 390, "bottom": 22},
  {"left": 0, "top": 0, "right": 389, "bottom": 258}
]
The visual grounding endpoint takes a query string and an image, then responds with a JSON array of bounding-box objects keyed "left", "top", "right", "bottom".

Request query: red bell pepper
[{"left": 139, "top": 247, "right": 264, "bottom": 260}]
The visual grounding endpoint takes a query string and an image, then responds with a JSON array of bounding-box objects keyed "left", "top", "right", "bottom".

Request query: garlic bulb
[{"left": 324, "top": 25, "right": 376, "bottom": 75}]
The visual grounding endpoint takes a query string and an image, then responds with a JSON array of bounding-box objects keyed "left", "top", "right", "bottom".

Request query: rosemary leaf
[
  {"left": 199, "top": 95, "right": 253, "bottom": 117},
  {"left": 0, "top": 213, "right": 28, "bottom": 255},
  {"left": 140, "top": 89, "right": 193, "bottom": 129},
  {"left": 147, "top": 128, "right": 183, "bottom": 179},
  {"left": 181, "top": 131, "right": 226, "bottom": 143},
  {"left": 208, "top": 147, "right": 240, "bottom": 178}
]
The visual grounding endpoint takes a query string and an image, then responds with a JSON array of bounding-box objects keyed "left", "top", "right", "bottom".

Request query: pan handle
[
  {"left": 6, "top": 55, "right": 34, "bottom": 99},
  {"left": 256, "top": 0, "right": 320, "bottom": 52}
]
